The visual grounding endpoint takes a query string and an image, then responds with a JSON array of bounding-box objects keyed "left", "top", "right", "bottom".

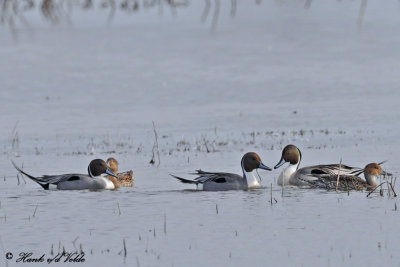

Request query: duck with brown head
[
  {"left": 106, "top": 157, "right": 134, "bottom": 187},
  {"left": 171, "top": 152, "right": 272, "bottom": 191},
  {"left": 106, "top": 157, "right": 119, "bottom": 174},
  {"left": 12, "top": 159, "right": 119, "bottom": 190},
  {"left": 307, "top": 162, "right": 391, "bottom": 191},
  {"left": 274, "top": 144, "right": 364, "bottom": 186}
]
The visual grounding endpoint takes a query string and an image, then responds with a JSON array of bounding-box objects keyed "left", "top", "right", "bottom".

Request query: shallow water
[{"left": 1, "top": 1, "right": 400, "bottom": 266}]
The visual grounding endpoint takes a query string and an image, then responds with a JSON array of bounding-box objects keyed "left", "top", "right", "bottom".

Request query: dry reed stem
[
  {"left": 389, "top": 182, "right": 397, "bottom": 197},
  {"left": 32, "top": 204, "right": 38, "bottom": 217},
  {"left": 270, "top": 183, "right": 273, "bottom": 205},
  {"left": 201, "top": 0, "right": 210, "bottom": 22},
  {"left": 123, "top": 238, "right": 127, "bottom": 257},
  {"left": 335, "top": 158, "right": 342, "bottom": 192},
  {"left": 384, "top": 171, "right": 391, "bottom": 196},
  {"left": 72, "top": 236, "right": 79, "bottom": 250},
  {"left": 152, "top": 121, "right": 161, "bottom": 166},
  {"left": 230, "top": 0, "right": 236, "bottom": 17},
  {"left": 211, "top": 0, "right": 220, "bottom": 33},
  {"left": 366, "top": 182, "right": 387, "bottom": 197},
  {"left": 202, "top": 136, "right": 210, "bottom": 153},
  {"left": 357, "top": 0, "right": 368, "bottom": 31}
]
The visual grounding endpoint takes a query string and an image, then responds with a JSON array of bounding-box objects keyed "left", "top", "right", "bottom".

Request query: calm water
[{"left": 1, "top": 1, "right": 400, "bottom": 266}]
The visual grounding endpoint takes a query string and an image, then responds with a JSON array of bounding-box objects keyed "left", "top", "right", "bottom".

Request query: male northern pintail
[
  {"left": 12, "top": 159, "right": 119, "bottom": 190},
  {"left": 106, "top": 157, "right": 134, "bottom": 187},
  {"left": 307, "top": 163, "right": 391, "bottom": 191},
  {"left": 171, "top": 152, "right": 272, "bottom": 191},
  {"left": 274, "top": 144, "right": 364, "bottom": 186}
]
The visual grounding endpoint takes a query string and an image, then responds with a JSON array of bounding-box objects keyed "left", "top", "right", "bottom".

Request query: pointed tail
[
  {"left": 11, "top": 160, "right": 49, "bottom": 189},
  {"left": 170, "top": 174, "right": 199, "bottom": 185},
  {"left": 352, "top": 168, "right": 365, "bottom": 177}
]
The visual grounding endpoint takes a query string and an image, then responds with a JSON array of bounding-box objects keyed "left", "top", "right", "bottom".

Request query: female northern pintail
[
  {"left": 12, "top": 159, "right": 119, "bottom": 190},
  {"left": 106, "top": 157, "right": 134, "bottom": 187},
  {"left": 274, "top": 144, "right": 364, "bottom": 186},
  {"left": 307, "top": 163, "right": 390, "bottom": 191},
  {"left": 171, "top": 152, "right": 272, "bottom": 191}
]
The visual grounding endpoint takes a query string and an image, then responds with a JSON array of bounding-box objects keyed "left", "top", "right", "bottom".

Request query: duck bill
[
  {"left": 106, "top": 168, "right": 118, "bottom": 178},
  {"left": 259, "top": 162, "right": 272, "bottom": 171},
  {"left": 274, "top": 157, "right": 286, "bottom": 169}
]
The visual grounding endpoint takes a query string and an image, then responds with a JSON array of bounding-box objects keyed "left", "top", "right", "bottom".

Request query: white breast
[
  {"left": 99, "top": 177, "right": 115, "bottom": 190},
  {"left": 277, "top": 164, "right": 298, "bottom": 186},
  {"left": 244, "top": 171, "right": 261, "bottom": 189}
]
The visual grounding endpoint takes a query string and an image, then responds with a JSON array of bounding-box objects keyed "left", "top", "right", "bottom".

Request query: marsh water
[{"left": 1, "top": 1, "right": 400, "bottom": 266}]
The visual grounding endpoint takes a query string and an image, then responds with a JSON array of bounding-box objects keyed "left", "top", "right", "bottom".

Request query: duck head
[
  {"left": 242, "top": 152, "right": 272, "bottom": 172},
  {"left": 274, "top": 144, "right": 301, "bottom": 169},
  {"left": 88, "top": 159, "right": 118, "bottom": 178},
  {"left": 364, "top": 163, "right": 387, "bottom": 187},
  {"left": 106, "top": 157, "right": 119, "bottom": 174}
]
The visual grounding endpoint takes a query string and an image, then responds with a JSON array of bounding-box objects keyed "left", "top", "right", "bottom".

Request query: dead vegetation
[
  {"left": 1, "top": 0, "right": 371, "bottom": 35},
  {"left": 4, "top": 126, "right": 372, "bottom": 160},
  {"left": 366, "top": 175, "right": 397, "bottom": 198},
  {"left": 7, "top": 121, "right": 20, "bottom": 157},
  {"left": 1, "top": 0, "right": 189, "bottom": 30},
  {"left": 149, "top": 121, "right": 161, "bottom": 166}
]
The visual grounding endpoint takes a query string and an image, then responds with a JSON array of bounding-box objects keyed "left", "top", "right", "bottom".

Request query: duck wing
[
  {"left": 171, "top": 170, "right": 242, "bottom": 184},
  {"left": 299, "top": 164, "right": 364, "bottom": 177},
  {"left": 307, "top": 174, "right": 366, "bottom": 191},
  {"left": 40, "top": 174, "right": 88, "bottom": 184}
]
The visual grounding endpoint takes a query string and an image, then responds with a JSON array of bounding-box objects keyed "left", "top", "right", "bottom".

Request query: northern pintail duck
[
  {"left": 307, "top": 163, "right": 390, "bottom": 191},
  {"left": 274, "top": 144, "right": 364, "bottom": 186},
  {"left": 106, "top": 157, "right": 134, "bottom": 187},
  {"left": 12, "top": 159, "right": 119, "bottom": 190},
  {"left": 171, "top": 152, "right": 272, "bottom": 191}
]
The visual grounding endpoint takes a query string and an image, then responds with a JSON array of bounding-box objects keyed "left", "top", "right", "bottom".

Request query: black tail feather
[
  {"left": 353, "top": 169, "right": 365, "bottom": 177},
  {"left": 170, "top": 174, "right": 199, "bottom": 184},
  {"left": 11, "top": 160, "right": 49, "bottom": 190}
]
